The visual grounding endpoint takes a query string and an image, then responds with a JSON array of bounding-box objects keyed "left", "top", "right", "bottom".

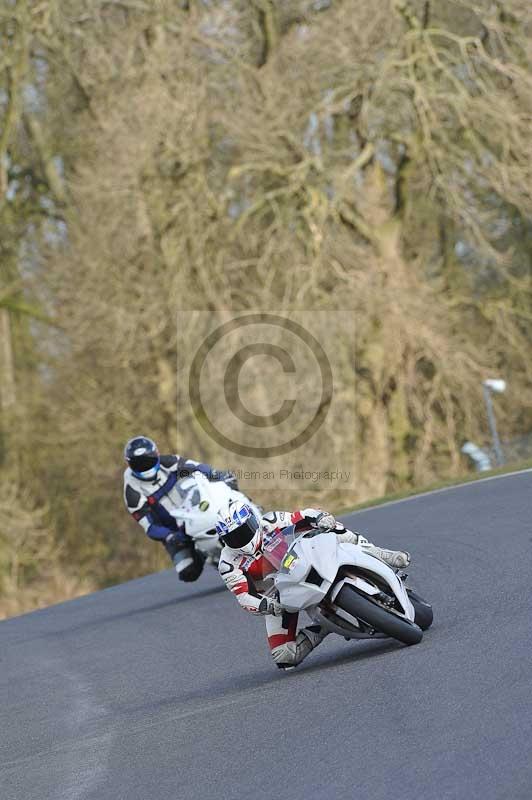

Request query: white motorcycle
[
  {"left": 169, "top": 471, "right": 262, "bottom": 567},
  {"left": 265, "top": 524, "right": 433, "bottom": 645}
]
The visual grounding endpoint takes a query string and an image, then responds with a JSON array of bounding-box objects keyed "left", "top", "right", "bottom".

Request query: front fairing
[
  {"left": 272, "top": 529, "right": 339, "bottom": 611},
  {"left": 272, "top": 530, "right": 415, "bottom": 620},
  {"left": 170, "top": 472, "right": 261, "bottom": 539}
]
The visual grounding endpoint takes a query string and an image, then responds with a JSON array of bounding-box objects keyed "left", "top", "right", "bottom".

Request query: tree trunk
[{"left": 0, "top": 308, "right": 16, "bottom": 411}]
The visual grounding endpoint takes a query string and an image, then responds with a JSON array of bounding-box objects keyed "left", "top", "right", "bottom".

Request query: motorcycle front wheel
[
  {"left": 335, "top": 585, "right": 423, "bottom": 646},
  {"left": 407, "top": 589, "right": 433, "bottom": 631}
]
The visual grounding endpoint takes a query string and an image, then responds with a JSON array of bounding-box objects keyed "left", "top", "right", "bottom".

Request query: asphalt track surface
[{"left": 1, "top": 470, "right": 531, "bottom": 800}]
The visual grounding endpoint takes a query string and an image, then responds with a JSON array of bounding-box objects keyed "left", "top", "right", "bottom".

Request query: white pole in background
[{"left": 482, "top": 379, "right": 506, "bottom": 467}]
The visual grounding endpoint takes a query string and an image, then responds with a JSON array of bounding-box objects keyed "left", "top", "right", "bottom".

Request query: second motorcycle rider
[{"left": 123, "top": 436, "right": 237, "bottom": 581}]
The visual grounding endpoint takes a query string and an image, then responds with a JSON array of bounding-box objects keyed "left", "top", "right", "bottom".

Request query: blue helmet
[{"left": 124, "top": 436, "right": 160, "bottom": 480}]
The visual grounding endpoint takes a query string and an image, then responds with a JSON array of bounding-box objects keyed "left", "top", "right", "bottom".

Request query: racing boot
[
  {"left": 274, "top": 625, "right": 329, "bottom": 671},
  {"left": 173, "top": 546, "right": 206, "bottom": 582},
  {"left": 338, "top": 532, "right": 410, "bottom": 570},
  {"left": 362, "top": 544, "right": 410, "bottom": 570}
]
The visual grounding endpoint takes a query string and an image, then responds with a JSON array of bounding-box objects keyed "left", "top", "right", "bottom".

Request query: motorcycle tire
[
  {"left": 335, "top": 585, "right": 423, "bottom": 646},
  {"left": 407, "top": 590, "right": 433, "bottom": 631}
]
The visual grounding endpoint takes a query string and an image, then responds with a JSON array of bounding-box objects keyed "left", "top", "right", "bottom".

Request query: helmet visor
[
  {"left": 129, "top": 454, "right": 159, "bottom": 473},
  {"left": 221, "top": 516, "right": 259, "bottom": 549}
]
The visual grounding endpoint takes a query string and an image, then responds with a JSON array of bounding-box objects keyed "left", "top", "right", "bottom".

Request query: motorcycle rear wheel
[{"left": 336, "top": 585, "right": 423, "bottom": 646}]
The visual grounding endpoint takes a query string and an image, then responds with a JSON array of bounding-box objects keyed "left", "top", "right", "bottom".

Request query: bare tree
[{"left": 1, "top": 0, "right": 531, "bottom": 613}]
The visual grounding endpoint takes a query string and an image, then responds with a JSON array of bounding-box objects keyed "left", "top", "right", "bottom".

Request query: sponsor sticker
[
  {"left": 283, "top": 554, "right": 297, "bottom": 570},
  {"left": 264, "top": 533, "right": 283, "bottom": 552}
]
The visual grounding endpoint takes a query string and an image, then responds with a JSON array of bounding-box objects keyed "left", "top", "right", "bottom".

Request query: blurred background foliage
[{"left": 0, "top": 0, "right": 531, "bottom": 616}]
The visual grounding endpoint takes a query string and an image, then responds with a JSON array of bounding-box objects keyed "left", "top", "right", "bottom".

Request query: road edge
[{"left": 341, "top": 466, "right": 532, "bottom": 517}]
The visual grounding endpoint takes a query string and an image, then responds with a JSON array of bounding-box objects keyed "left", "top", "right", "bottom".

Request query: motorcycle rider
[
  {"left": 217, "top": 501, "right": 410, "bottom": 669},
  {"left": 124, "top": 436, "right": 237, "bottom": 581}
]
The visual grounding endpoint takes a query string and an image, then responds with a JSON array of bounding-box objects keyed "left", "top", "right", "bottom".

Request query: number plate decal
[{"left": 283, "top": 554, "right": 297, "bottom": 570}]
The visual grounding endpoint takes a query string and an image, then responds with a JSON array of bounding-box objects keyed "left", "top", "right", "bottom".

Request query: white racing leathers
[{"left": 218, "top": 509, "right": 409, "bottom": 669}]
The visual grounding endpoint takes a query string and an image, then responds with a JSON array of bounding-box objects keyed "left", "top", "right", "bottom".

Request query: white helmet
[{"left": 216, "top": 500, "right": 261, "bottom": 555}]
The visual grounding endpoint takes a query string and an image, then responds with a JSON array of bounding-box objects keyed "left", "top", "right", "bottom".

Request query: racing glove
[
  {"left": 316, "top": 511, "right": 336, "bottom": 531},
  {"left": 258, "top": 596, "right": 283, "bottom": 616}
]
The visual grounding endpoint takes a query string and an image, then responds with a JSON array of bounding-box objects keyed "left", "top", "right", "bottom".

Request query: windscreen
[
  {"left": 176, "top": 476, "right": 199, "bottom": 506},
  {"left": 262, "top": 524, "right": 298, "bottom": 571},
  {"left": 261, "top": 524, "right": 328, "bottom": 578}
]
